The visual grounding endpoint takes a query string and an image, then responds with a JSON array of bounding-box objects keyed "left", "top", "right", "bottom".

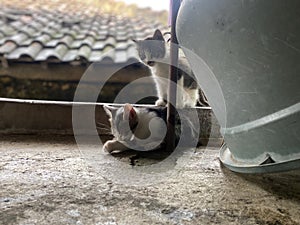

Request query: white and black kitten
[
  {"left": 133, "top": 29, "right": 209, "bottom": 108},
  {"left": 103, "top": 104, "right": 196, "bottom": 153}
]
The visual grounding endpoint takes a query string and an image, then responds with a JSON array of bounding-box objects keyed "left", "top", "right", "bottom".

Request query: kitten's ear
[
  {"left": 103, "top": 105, "right": 119, "bottom": 119},
  {"left": 123, "top": 104, "right": 136, "bottom": 121},
  {"left": 123, "top": 104, "right": 138, "bottom": 128},
  {"left": 153, "top": 29, "right": 165, "bottom": 41}
]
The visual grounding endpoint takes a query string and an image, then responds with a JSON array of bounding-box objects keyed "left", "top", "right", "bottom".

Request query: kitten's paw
[
  {"left": 155, "top": 99, "right": 167, "bottom": 107},
  {"left": 103, "top": 140, "right": 128, "bottom": 153},
  {"left": 103, "top": 140, "right": 115, "bottom": 153}
]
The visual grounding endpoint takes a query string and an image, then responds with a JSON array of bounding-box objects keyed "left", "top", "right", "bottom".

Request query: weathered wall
[{"left": 0, "top": 99, "right": 222, "bottom": 146}]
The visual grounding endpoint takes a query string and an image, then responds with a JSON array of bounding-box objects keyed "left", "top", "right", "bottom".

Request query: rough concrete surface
[{"left": 0, "top": 135, "right": 299, "bottom": 225}]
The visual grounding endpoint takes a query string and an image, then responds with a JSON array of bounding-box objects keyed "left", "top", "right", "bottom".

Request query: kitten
[
  {"left": 103, "top": 104, "right": 197, "bottom": 153},
  {"left": 103, "top": 104, "right": 166, "bottom": 153},
  {"left": 133, "top": 29, "right": 209, "bottom": 108}
]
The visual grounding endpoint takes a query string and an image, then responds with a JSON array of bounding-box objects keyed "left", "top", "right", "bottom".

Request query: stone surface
[{"left": 0, "top": 135, "right": 299, "bottom": 225}]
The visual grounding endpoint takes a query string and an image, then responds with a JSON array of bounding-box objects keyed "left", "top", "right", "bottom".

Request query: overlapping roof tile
[{"left": 0, "top": 3, "right": 167, "bottom": 65}]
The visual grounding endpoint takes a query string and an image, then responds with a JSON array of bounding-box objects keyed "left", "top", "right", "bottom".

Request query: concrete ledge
[{"left": 0, "top": 98, "right": 223, "bottom": 145}]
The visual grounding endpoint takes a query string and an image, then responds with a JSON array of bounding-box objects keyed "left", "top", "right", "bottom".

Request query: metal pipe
[{"left": 166, "top": 0, "right": 181, "bottom": 152}]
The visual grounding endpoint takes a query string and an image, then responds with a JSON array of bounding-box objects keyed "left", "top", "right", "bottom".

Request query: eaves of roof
[{"left": 0, "top": 6, "right": 167, "bottom": 65}]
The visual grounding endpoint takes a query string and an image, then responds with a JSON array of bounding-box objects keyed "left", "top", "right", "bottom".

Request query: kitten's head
[
  {"left": 133, "top": 29, "right": 166, "bottom": 67},
  {"left": 104, "top": 104, "right": 139, "bottom": 143}
]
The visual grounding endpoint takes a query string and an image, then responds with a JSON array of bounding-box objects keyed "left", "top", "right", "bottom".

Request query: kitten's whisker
[
  {"left": 99, "top": 132, "right": 113, "bottom": 135},
  {"left": 96, "top": 122, "right": 110, "bottom": 129},
  {"left": 97, "top": 130, "right": 112, "bottom": 135},
  {"left": 96, "top": 125, "right": 111, "bottom": 130},
  {"left": 97, "top": 122, "right": 109, "bottom": 126},
  {"left": 96, "top": 127, "right": 111, "bottom": 132}
]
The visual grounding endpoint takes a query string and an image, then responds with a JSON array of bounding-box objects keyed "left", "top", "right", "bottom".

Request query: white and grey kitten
[
  {"left": 103, "top": 104, "right": 196, "bottom": 153},
  {"left": 103, "top": 104, "right": 166, "bottom": 153},
  {"left": 134, "top": 29, "right": 209, "bottom": 108}
]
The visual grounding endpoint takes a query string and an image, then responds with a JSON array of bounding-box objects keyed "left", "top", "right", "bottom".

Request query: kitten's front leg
[
  {"left": 103, "top": 140, "right": 128, "bottom": 153},
  {"left": 155, "top": 90, "right": 167, "bottom": 106},
  {"left": 155, "top": 78, "right": 168, "bottom": 106},
  {"left": 155, "top": 99, "right": 167, "bottom": 107}
]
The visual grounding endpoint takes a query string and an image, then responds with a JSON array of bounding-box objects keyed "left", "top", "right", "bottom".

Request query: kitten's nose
[{"left": 147, "top": 61, "right": 155, "bottom": 66}]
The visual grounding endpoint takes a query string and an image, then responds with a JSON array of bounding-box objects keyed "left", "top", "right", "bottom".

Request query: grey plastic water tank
[{"left": 177, "top": 0, "right": 300, "bottom": 173}]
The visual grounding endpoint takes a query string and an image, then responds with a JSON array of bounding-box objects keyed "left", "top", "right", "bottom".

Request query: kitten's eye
[{"left": 147, "top": 61, "right": 155, "bottom": 66}]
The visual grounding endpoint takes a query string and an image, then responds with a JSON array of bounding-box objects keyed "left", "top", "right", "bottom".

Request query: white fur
[
  {"left": 141, "top": 44, "right": 198, "bottom": 108},
  {"left": 133, "top": 109, "right": 166, "bottom": 144},
  {"left": 103, "top": 106, "right": 165, "bottom": 153}
]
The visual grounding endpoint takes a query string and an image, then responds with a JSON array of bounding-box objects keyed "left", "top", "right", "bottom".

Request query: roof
[{"left": 0, "top": 2, "right": 166, "bottom": 65}]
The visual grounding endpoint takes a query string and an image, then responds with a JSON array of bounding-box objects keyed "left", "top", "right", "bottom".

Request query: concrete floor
[{"left": 0, "top": 135, "right": 299, "bottom": 225}]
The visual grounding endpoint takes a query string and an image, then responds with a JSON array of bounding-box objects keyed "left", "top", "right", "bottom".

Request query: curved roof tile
[
  {"left": 0, "top": 41, "right": 17, "bottom": 55},
  {"left": 0, "top": 5, "right": 168, "bottom": 64},
  {"left": 78, "top": 45, "right": 92, "bottom": 61},
  {"left": 8, "top": 33, "right": 28, "bottom": 45},
  {"left": 6, "top": 42, "right": 42, "bottom": 60}
]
